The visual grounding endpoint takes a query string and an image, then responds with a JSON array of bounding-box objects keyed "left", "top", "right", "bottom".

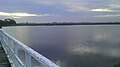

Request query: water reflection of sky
[{"left": 3, "top": 25, "right": 120, "bottom": 67}]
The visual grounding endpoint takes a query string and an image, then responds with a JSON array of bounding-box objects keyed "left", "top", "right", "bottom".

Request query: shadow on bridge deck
[{"left": 0, "top": 42, "right": 11, "bottom": 67}]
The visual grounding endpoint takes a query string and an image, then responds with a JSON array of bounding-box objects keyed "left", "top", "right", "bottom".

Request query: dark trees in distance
[{"left": 0, "top": 19, "right": 16, "bottom": 26}]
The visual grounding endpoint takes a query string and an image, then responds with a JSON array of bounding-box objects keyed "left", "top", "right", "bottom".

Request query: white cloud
[
  {"left": 91, "top": 9, "right": 114, "bottom": 12},
  {"left": 64, "top": 0, "right": 89, "bottom": 12},
  {"left": 0, "top": 12, "right": 50, "bottom": 18},
  {"left": 109, "top": 4, "right": 120, "bottom": 8},
  {"left": 33, "top": 0, "right": 120, "bottom": 13},
  {"left": 67, "top": 6, "right": 89, "bottom": 12},
  {"left": 95, "top": 14, "right": 120, "bottom": 17},
  {"left": 33, "top": 0, "right": 89, "bottom": 12},
  {"left": 66, "top": 5, "right": 89, "bottom": 12},
  {"left": 12, "top": 17, "right": 21, "bottom": 19}
]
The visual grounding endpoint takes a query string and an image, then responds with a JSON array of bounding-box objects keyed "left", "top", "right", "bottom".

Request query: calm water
[{"left": 3, "top": 25, "right": 120, "bottom": 67}]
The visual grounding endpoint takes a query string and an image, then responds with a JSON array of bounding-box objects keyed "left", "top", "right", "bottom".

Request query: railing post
[
  {"left": 25, "top": 52, "right": 31, "bottom": 67},
  {"left": 7, "top": 37, "right": 11, "bottom": 58},
  {"left": 15, "top": 43, "right": 19, "bottom": 67},
  {"left": 15, "top": 43, "right": 19, "bottom": 56}
]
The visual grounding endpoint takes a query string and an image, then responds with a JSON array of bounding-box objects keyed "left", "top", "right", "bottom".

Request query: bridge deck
[{"left": 0, "top": 42, "right": 11, "bottom": 67}]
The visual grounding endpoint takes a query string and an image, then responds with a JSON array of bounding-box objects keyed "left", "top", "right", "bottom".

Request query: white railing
[{"left": 0, "top": 30, "right": 60, "bottom": 67}]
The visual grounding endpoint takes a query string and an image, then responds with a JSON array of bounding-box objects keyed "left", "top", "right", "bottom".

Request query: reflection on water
[{"left": 3, "top": 25, "right": 120, "bottom": 67}]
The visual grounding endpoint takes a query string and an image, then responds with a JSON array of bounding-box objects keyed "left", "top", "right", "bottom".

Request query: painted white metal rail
[{"left": 0, "top": 30, "right": 60, "bottom": 67}]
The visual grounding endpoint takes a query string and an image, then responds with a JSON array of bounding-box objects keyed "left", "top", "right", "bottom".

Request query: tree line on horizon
[{"left": 0, "top": 19, "right": 16, "bottom": 26}]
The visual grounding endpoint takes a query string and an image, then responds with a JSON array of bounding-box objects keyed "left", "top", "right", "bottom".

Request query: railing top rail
[{"left": 0, "top": 30, "right": 59, "bottom": 67}]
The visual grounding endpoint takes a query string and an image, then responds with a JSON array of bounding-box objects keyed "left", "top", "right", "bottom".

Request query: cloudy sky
[{"left": 0, "top": 0, "right": 120, "bottom": 23}]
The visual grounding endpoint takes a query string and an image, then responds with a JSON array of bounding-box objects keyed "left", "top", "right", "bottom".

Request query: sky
[{"left": 0, "top": 0, "right": 120, "bottom": 23}]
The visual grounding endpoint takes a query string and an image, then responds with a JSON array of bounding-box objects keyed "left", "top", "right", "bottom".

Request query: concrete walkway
[{"left": 0, "top": 42, "right": 11, "bottom": 67}]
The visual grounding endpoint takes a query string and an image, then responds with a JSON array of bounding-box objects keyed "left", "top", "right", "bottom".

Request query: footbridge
[{"left": 0, "top": 29, "right": 60, "bottom": 67}]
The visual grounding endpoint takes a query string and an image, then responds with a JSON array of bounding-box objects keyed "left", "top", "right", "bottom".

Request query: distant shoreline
[
  {"left": 1, "top": 23, "right": 120, "bottom": 27},
  {"left": 16, "top": 23, "right": 120, "bottom": 26}
]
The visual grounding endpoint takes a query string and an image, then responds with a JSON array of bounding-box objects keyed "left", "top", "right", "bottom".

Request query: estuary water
[{"left": 3, "top": 25, "right": 120, "bottom": 67}]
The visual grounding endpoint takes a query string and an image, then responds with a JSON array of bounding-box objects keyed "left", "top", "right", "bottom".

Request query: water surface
[{"left": 3, "top": 25, "right": 120, "bottom": 67}]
